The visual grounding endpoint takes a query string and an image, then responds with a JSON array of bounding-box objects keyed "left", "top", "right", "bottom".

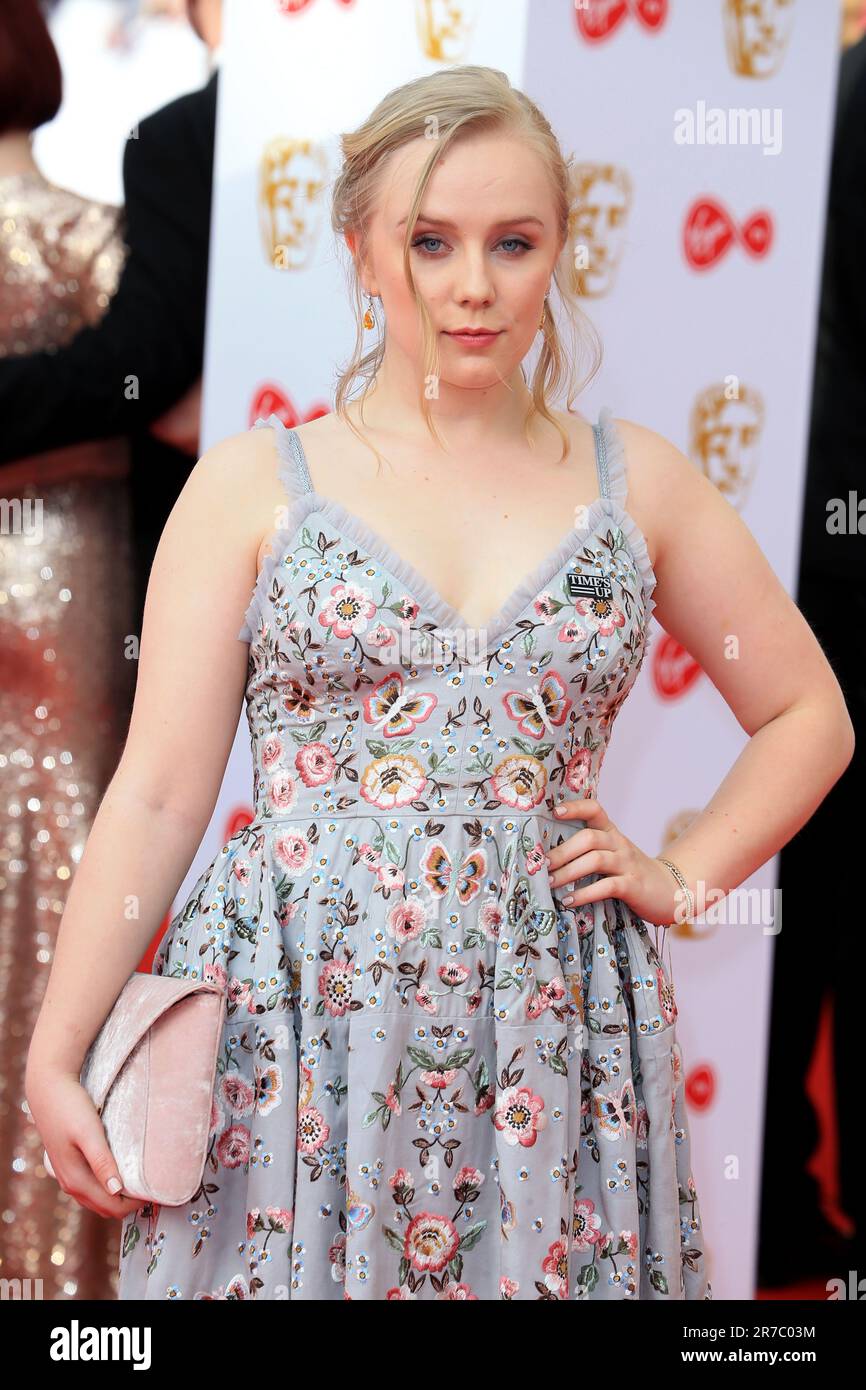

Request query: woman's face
[{"left": 358, "top": 130, "right": 563, "bottom": 391}]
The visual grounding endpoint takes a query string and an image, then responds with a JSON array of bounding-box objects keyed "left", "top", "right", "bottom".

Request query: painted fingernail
[
  {"left": 544, "top": 856, "right": 552, "bottom": 868},
  {"left": 106, "top": 1176, "right": 122, "bottom": 1194},
  {"left": 562, "top": 895, "right": 573, "bottom": 906}
]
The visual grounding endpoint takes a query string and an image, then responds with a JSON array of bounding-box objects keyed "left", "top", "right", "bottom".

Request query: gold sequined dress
[{"left": 0, "top": 170, "right": 135, "bottom": 1299}]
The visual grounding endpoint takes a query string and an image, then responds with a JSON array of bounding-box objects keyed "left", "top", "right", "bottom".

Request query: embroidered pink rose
[
  {"left": 295, "top": 741, "right": 336, "bottom": 787},
  {"left": 268, "top": 772, "right": 298, "bottom": 812},
  {"left": 273, "top": 828, "right": 313, "bottom": 876}
]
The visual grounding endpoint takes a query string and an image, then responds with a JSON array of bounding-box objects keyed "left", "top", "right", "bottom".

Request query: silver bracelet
[{"left": 655, "top": 856, "right": 695, "bottom": 923}]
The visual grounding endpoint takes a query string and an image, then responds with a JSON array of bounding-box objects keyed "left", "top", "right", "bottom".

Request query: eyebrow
[{"left": 396, "top": 214, "right": 545, "bottom": 231}]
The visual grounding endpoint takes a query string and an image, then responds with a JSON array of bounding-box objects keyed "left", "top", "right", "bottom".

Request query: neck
[
  {"left": 355, "top": 348, "right": 539, "bottom": 451},
  {"left": 0, "top": 132, "right": 39, "bottom": 178}
]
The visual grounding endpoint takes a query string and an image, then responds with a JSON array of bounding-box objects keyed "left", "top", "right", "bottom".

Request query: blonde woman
[{"left": 26, "top": 66, "right": 853, "bottom": 1301}]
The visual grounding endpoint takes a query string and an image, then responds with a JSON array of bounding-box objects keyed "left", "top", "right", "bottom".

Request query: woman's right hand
[{"left": 26, "top": 1067, "right": 145, "bottom": 1219}]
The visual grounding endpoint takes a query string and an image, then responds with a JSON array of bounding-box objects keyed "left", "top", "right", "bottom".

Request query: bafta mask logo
[
  {"left": 415, "top": 0, "right": 478, "bottom": 62},
  {"left": 723, "top": 0, "right": 796, "bottom": 78},
  {"left": 569, "top": 163, "right": 633, "bottom": 297},
  {"left": 683, "top": 196, "right": 773, "bottom": 270},
  {"left": 259, "top": 137, "right": 330, "bottom": 271},
  {"left": 575, "top": 0, "right": 668, "bottom": 43},
  {"left": 689, "top": 385, "right": 764, "bottom": 510}
]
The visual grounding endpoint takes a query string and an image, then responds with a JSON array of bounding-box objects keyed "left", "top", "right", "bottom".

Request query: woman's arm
[
  {"left": 25, "top": 427, "right": 269, "bottom": 1078},
  {"left": 620, "top": 418, "right": 855, "bottom": 910}
]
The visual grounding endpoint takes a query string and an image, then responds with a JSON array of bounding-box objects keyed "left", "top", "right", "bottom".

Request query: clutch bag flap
[{"left": 78, "top": 973, "right": 226, "bottom": 1206}]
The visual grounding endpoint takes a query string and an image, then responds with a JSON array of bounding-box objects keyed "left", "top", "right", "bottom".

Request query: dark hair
[{"left": 0, "top": 0, "right": 62, "bottom": 138}]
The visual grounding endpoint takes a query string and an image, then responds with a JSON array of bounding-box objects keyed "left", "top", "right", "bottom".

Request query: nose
[{"left": 453, "top": 246, "right": 495, "bottom": 307}]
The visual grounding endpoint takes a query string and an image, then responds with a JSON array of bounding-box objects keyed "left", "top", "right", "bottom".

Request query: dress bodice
[{"left": 237, "top": 408, "right": 657, "bottom": 826}]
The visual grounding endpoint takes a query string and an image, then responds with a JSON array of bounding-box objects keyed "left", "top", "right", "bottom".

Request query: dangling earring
[
  {"left": 363, "top": 293, "right": 376, "bottom": 330},
  {"left": 538, "top": 292, "right": 549, "bottom": 331}
]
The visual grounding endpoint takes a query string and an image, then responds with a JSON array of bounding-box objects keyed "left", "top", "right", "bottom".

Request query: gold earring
[
  {"left": 538, "top": 293, "right": 549, "bottom": 331},
  {"left": 363, "top": 293, "right": 376, "bottom": 330}
]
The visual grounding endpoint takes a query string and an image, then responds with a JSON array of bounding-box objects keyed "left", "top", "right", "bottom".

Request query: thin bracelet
[{"left": 655, "top": 856, "right": 695, "bottom": 923}]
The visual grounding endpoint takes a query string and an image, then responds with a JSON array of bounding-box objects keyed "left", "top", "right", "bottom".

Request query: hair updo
[{"left": 330, "top": 64, "right": 602, "bottom": 466}]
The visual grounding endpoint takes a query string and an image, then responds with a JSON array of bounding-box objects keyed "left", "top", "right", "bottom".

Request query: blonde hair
[{"left": 330, "top": 64, "right": 602, "bottom": 467}]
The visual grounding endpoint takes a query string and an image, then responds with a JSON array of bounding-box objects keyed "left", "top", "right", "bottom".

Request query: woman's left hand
[{"left": 546, "top": 797, "right": 688, "bottom": 927}]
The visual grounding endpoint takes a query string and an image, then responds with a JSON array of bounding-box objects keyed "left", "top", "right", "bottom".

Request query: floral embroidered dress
[{"left": 117, "top": 407, "right": 712, "bottom": 1301}]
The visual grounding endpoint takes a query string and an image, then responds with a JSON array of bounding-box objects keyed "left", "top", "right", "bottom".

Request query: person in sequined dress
[{"left": 0, "top": 0, "right": 136, "bottom": 1300}]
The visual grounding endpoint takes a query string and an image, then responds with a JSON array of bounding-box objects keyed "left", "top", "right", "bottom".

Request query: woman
[{"left": 26, "top": 66, "right": 853, "bottom": 1301}]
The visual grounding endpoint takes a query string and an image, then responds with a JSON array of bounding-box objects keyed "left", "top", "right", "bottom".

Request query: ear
[{"left": 345, "top": 228, "right": 376, "bottom": 297}]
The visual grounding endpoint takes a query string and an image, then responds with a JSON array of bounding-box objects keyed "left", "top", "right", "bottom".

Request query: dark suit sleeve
[
  {"left": 0, "top": 83, "right": 215, "bottom": 463},
  {"left": 830, "top": 44, "right": 866, "bottom": 357}
]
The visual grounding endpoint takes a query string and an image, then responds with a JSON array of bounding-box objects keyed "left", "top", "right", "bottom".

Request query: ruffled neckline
[{"left": 238, "top": 407, "right": 658, "bottom": 647}]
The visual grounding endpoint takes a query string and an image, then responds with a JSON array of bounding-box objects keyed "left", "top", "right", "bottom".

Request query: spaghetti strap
[
  {"left": 237, "top": 416, "right": 316, "bottom": 643},
  {"left": 252, "top": 413, "right": 315, "bottom": 501},
  {"left": 592, "top": 406, "right": 629, "bottom": 509}
]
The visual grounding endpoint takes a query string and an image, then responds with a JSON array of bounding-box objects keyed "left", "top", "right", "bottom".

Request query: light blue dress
[{"left": 117, "top": 408, "right": 712, "bottom": 1300}]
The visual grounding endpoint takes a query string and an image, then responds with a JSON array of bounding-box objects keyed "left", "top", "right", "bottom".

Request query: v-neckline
[
  {"left": 282, "top": 486, "right": 614, "bottom": 648},
  {"left": 286, "top": 422, "right": 619, "bottom": 644},
  {"left": 249, "top": 417, "right": 643, "bottom": 649}
]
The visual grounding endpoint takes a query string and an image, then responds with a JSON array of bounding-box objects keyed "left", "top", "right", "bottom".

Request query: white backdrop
[{"left": 178, "top": 0, "right": 839, "bottom": 1300}]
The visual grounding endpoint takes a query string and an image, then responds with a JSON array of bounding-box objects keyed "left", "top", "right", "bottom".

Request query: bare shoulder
[
  {"left": 193, "top": 421, "right": 277, "bottom": 483},
  {"left": 198, "top": 421, "right": 287, "bottom": 520},
  {"left": 607, "top": 415, "right": 720, "bottom": 571},
  {"left": 292, "top": 410, "right": 363, "bottom": 480}
]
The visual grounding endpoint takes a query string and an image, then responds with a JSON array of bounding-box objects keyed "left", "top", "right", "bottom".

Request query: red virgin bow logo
[
  {"left": 276, "top": 0, "right": 354, "bottom": 13},
  {"left": 684, "top": 197, "right": 773, "bottom": 270},
  {"left": 685, "top": 1063, "right": 715, "bottom": 1112},
  {"left": 651, "top": 633, "right": 703, "bottom": 700},
  {"left": 575, "top": 0, "right": 668, "bottom": 43},
  {"left": 250, "top": 384, "right": 331, "bottom": 430}
]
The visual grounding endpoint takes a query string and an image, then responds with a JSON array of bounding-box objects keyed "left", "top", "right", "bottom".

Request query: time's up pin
[{"left": 566, "top": 570, "right": 613, "bottom": 601}]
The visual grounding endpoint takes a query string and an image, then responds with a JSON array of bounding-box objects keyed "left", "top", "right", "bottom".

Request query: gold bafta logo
[
  {"left": 723, "top": 0, "right": 796, "bottom": 79},
  {"left": 415, "top": 0, "right": 478, "bottom": 63},
  {"left": 259, "top": 137, "right": 329, "bottom": 271},
  {"left": 689, "top": 385, "right": 764, "bottom": 511},
  {"left": 568, "top": 163, "right": 633, "bottom": 298}
]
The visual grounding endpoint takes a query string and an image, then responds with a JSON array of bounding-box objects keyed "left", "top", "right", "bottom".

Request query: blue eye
[
  {"left": 412, "top": 235, "right": 445, "bottom": 254},
  {"left": 410, "top": 236, "right": 533, "bottom": 257}
]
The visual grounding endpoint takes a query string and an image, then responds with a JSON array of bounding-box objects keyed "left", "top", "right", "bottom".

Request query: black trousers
[{"left": 757, "top": 561, "right": 864, "bottom": 1269}]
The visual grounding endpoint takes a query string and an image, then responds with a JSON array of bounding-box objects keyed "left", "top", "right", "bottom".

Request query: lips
[{"left": 445, "top": 329, "right": 502, "bottom": 345}]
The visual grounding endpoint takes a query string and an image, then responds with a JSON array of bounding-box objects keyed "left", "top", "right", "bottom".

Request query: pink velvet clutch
[{"left": 43, "top": 973, "right": 226, "bottom": 1206}]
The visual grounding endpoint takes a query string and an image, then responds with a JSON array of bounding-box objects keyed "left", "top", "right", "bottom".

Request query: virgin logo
[
  {"left": 250, "top": 384, "right": 330, "bottom": 429},
  {"left": 224, "top": 806, "right": 255, "bottom": 839},
  {"left": 685, "top": 1063, "right": 715, "bottom": 1111},
  {"left": 684, "top": 197, "right": 773, "bottom": 270},
  {"left": 651, "top": 632, "right": 703, "bottom": 700},
  {"left": 276, "top": 0, "right": 354, "bottom": 13},
  {"left": 575, "top": 0, "right": 667, "bottom": 43}
]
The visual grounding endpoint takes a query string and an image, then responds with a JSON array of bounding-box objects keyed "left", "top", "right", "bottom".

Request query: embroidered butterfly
[
  {"left": 501, "top": 671, "right": 572, "bottom": 740},
  {"left": 363, "top": 671, "right": 438, "bottom": 738},
  {"left": 591, "top": 1078, "right": 637, "bottom": 1141},
  {"left": 506, "top": 875, "right": 557, "bottom": 943},
  {"left": 346, "top": 1184, "right": 375, "bottom": 1234},
  {"left": 420, "top": 841, "right": 487, "bottom": 905}
]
